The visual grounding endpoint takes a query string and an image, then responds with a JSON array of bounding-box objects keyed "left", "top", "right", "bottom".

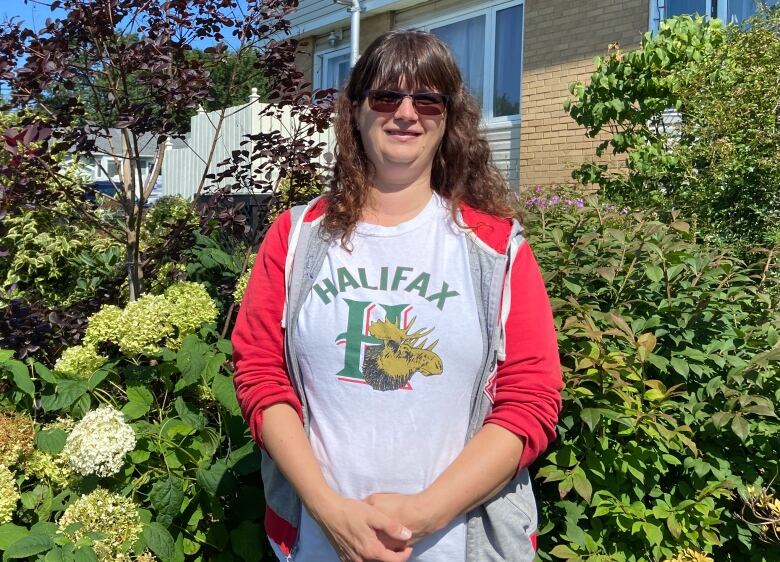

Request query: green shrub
[
  {"left": 0, "top": 279, "right": 272, "bottom": 561},
  {"left": 567, "top": 10, "right": 780, "bottom": 248},
  {"left": 523, "top": 196, "right": 780, "bottom": 561},
  {"left": 0, "top": 204, "right": 123, "bottom": 308}
]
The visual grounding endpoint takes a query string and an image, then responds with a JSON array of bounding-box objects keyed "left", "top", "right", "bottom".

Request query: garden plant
[{"left": 0, "top": 3, "right": 778, "bottom": 562}]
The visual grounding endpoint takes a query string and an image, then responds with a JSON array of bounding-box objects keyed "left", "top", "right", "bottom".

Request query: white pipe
[{"left": 349, "top": 0, "right": 361, "bottom": 66}]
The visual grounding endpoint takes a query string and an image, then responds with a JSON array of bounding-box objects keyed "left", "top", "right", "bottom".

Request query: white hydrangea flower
[
  {"left": 62, "top": 406, "right": 136, "bottom": 477},
  {"left": 58, "top": 488, "right": 142, "bottom": 561}
]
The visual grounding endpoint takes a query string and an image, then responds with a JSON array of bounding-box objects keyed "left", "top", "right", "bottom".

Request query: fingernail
[{"left": 400, "top": 527, "right": 412, "bottom": 540}]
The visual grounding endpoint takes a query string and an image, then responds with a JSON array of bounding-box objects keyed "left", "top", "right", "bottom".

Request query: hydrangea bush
[{"left": 0, "top": 275, "right": 268, "bottom": 561}]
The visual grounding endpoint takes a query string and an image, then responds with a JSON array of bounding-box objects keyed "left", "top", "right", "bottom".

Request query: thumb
[{"left": 368, "top": 509, "right": 412, "bottom": 542}]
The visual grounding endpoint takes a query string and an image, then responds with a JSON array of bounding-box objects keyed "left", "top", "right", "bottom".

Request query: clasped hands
[{"left": 312, "top": 490, "right": 442, "bottom": 562}]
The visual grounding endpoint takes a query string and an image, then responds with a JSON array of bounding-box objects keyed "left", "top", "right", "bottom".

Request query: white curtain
[{"left": 431, "top": 15, "right": 486, "bottom": 105}]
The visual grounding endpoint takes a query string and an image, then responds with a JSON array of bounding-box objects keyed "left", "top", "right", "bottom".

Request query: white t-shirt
[{"left": 287, "top": 192, "right": 484, "bottom": 562}]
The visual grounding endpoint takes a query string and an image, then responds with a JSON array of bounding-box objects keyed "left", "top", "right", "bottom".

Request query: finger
[
  {"left": 375, "top": 529, "right": 408, "bottom": 551},
  {"left": 374, "top": 545, "right": 413, "bottom": 562},
  {"left": 367, "top": 509, "right": 412, "bottom": 542}
]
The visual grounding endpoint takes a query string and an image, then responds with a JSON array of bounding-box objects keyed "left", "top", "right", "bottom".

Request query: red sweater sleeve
[
  {"left": 483, "top": 241, "right": 562, "bottom": 468},
  {"left": 232, "top": 210, "right": 303, "bottom": 449}
]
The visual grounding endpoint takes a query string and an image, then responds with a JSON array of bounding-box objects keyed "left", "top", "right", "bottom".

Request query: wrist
[
  {"left": 301, "top": 483, "right": 341, "bottom": 522},
  {"left": 412, "top": 490, "right": 452, "bottom": 534}
]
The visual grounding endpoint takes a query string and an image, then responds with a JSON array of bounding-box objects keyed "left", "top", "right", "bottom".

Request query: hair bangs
[{"left": 353, "top": 32, "right": 459, "bottom": 97}]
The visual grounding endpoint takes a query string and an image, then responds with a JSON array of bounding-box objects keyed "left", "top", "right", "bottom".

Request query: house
[
  {"left": 288, "top": 0, "right": 777, "bottom": 189},
  {"left": 78, "top": 129, "right": 186, "bottom": 204}
]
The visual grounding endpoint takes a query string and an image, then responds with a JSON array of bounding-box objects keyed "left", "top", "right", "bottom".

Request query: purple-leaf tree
[{"left": 0, "top": 0, "right": 308, "bottom": 301}]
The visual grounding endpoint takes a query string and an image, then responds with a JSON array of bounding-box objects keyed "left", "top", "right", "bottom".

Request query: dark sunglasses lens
[
  {"left": 369, "top": 91, "right": 404, "bottom": 112},
  {"left": 413, "top": 93, "right": 446, "bottom": 115},
  {"left": 367, "top": 91, "right": 447, "bottom": 115}
]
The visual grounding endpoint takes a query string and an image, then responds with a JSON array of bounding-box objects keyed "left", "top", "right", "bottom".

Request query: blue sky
[
  {"left": 0, "top": 0, "right": 246, "bottom": 48},
  {"left": 1, "top": 0, "right": 65, "bottom": 30}
]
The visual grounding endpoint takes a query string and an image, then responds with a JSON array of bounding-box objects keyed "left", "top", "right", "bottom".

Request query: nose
[{"left": 393, "top": 96, "right": 419, "bottom": 121}]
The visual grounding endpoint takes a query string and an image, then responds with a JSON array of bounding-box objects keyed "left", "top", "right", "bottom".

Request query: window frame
[
  {"left": 649, "top": 0, "right": 775, "bottom": 31},
  {"left": 416, "top": 0, "right": 524, "bottom": 126},
  {"left": 313, "top": 44, "right": 352, "bottom": 91}
]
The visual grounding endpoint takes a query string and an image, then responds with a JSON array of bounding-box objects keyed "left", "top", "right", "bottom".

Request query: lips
[{"left": 386, "top": 130, "right": 422, "bottom": 139}]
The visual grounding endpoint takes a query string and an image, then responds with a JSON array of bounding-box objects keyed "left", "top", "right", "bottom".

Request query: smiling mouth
[{"left": 386, "top": 130, "right": 421, "bottom": 138}]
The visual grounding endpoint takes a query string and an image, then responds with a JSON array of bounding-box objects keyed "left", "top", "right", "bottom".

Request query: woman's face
[{"left": 354, "top": 85, "right": 447, "bottom": 182}]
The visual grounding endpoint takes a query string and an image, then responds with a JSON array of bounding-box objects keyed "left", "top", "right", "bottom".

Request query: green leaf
[
  {"left": 44, "top": 547, "right": 65, "bottom": 562},
  {"left": 141, "top": 523, "right": 175, "bottom": 562},
  {"left": 571, "top": 467, "right": 593, "bottom": 503},
  {"left": 175, "top": 336, "right": 210, "bottom": 392},
  {"left": 670, "top": 357, "right": 689, "bottom": 378},
  {"left": 3, "top": 534, "right": 55, "bottom": 560},
  {"left": 174, "top": 397, "right": 206, "bottom": 431},
  {"left": 6, "top": 361, "right": 35, "bottom": 397},
  {"left": 85, "top": 368, "right": 110, "bottom": 391},
  {"left": 579, "top": 408, "right": 601, "bottom": 432},
  {"left": 0, "top": 524, "right": 29, "bottom": 550},
  {"left": 549, "top": 544, "right": 579, "bottom": 559},
  {"left": 196, "top": 462, "right": 235, "bottom": 496},
  {"left": 41, "top": 380, "right": 88, "bottom": 412},
  {"left": 73, "top": 546, "right": 98, "bottom": 562},
  {"left": 667, "top": 515, "right": 682, "bottom": 539},
  {"left": 122, "top": 385, "right": 154, "bottom": 420},
  {"left": 642, "top": 522, "right": 663, "bottom": 546},
  {"left": 229, "top": 521, "right": 263, "bottom": 562},
  {"left": 711, "top": 411, "right": 733, "bottom": 429},
  {"left": 645, "top": 264, "right": 663, "bottom": 282},
  {"left": 35, "top": 429, "right": 67, "bottom": 454},
  {"left": 149, "top": 476, "right": 185, "bottom": 528},
  {"left": 216, "top": 339, "right": 233, "bottom": 355},
  {"left": 212, "top": 374, "right": 240, "bottom": 415},
  {"left": 35, "top": 364, "right": 61, "bottom": 385},
  {"left": 731, "top": 415, "right": 749, "bottom": 442}
]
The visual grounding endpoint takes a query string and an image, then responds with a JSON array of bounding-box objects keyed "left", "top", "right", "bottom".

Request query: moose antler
[{"left": 368, "top": 317, "right": 435, "bottom": 347}]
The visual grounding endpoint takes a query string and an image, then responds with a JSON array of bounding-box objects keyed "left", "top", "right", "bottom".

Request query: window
[
  {"left": 423, "top": 0, "right": 523, "bottom": 123},
  {"left": 315, "top": 46, "right": 351, "bottom": 91},
  {"left": 652, "top": 0, "right": 779, "bottom": 29}
]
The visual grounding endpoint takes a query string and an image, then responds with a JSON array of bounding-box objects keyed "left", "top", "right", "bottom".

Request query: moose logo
[
  {"left": 362, "top": 317, "right": 443, "bottom": 391},
  {"left": 336, "top": 299, "right": 444, "bottom": 391}
]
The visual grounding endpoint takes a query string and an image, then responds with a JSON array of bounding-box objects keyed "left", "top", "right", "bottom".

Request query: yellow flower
[
  {"left": 665, "top": 548, "right": 715, "bottom": 562},
  {"left": 84, "top": 305, "right": 123, "bottom": 346},
  {"left": 164, "top": 282, "right": 218, "bottom": 348},
  {"left": 54, "top": 344, "right": 108, "bottom": 379},
  {"left": 116, "top": 295, "right": 174, "bottom": 356},
  {"left": 24, "top": 449, "right": 77, "bottom": 489},
  {"left": 0, "top": 464, "right": 20, "bottom": 524}
]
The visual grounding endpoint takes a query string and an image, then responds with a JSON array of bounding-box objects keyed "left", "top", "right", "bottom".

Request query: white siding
[
  {"left": 162, "top": 101, "right": 333, "bottom": 200},
  {"left": 288, "top": 0, "right": 416, "bottom": 37},
  {"left": 484, "top": 124, "right": 520, "bottom": 183}
]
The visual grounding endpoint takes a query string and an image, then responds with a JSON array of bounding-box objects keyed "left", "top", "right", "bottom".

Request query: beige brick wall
[
  {"left": 293, "top": 12, "right": 395, "bottom": 88},
  {"left": 520, "top": 0, "right": 649, "bottom": 189},
  {"left": 359, "top": 12, "right": 395, "bottom": 52}
]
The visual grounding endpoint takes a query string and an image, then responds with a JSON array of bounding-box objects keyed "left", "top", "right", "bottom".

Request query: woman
[{"left": 232, "top": 30, "right": 562, "bottom": 562}]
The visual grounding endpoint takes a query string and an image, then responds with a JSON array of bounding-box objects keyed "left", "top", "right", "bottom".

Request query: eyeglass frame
[{"left": 361, "top": 89, "right": 451, "bottom": 115}]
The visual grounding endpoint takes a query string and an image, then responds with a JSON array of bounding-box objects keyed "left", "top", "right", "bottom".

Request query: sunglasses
[{"left": 364, "top": 89, "right": 449, "bottom": 116}]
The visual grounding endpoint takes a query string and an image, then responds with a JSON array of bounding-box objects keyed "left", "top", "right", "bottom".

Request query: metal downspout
[{"left": 349, "top": 0, "right": 361, "bottom": 66}]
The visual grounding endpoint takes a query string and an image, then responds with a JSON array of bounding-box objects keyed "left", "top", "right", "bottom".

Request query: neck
[{"left": 363, "top": 171, "right": 434, "bottom": 226}]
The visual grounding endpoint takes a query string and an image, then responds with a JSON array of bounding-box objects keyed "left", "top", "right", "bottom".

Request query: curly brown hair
[{"left": 324, "top": 30, "right": 513, "bottom": 244}]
